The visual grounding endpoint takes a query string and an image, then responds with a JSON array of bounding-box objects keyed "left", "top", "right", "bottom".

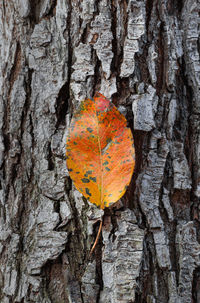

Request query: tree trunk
[{"left": 0, "top": 0, "right": 199, "bottom": 302}]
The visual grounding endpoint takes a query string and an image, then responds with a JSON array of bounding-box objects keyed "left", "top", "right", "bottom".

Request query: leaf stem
[{"left": 90, "top": 220, "right": 103, "bottom": 256}]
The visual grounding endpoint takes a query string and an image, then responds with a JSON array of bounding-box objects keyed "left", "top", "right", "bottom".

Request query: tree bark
[{"left": 0, "top": 0, "right": 199, "bottom": 302}]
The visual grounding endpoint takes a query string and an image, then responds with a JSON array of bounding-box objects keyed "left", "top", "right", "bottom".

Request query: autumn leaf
[{"left": 66, "top": 93, "right": 135, "bottom": 210}]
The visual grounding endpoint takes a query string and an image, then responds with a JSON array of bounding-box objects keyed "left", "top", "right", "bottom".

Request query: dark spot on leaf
[
  {"left": 106, "top": 138, "right": 112, "bottom": 144},
  {"left": 81, "top": 178, "right": 90, "bottom": 183},
  {"left": 86, "top": 188, "right": 92, "bottom": 196},
  {"left": 76, "top": 171, "right": 80, "bottom": 174},
  {"left": 73, "top": 141, "right": 77, "bottom": 145},
  {"left": 87, "top": 127, "right": 93, "bottom": 133},
  {"left": 86, "top": 170, "right": 93, "bottom": 174},
  {"left": 68, "top": 168, "right": 73, "bottom": 172},
  {"left": 103, "top": 161, "right": 109, "bottom": 165},
  {"left": 89, "top": 176, "right": 97, "bottom": 182},
  {"left": 108, "top": 156, "right": 111, "bottom": 159},
  {"left": 105, "top": 167, "right": 110, "bottom": 171}
]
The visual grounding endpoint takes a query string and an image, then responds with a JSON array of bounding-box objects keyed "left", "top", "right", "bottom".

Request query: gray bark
[{"left": 0, "top": 0, "right": 199, "bottom": 302}]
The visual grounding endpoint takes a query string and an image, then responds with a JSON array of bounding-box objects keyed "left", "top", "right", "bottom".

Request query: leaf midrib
[{"left": 95, "top": 108, "right": 104, "bottom": 208}]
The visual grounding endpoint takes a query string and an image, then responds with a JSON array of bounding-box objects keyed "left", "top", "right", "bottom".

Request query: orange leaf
[{"left": 66, "top": 93, "right": 135, "bottom": 209}]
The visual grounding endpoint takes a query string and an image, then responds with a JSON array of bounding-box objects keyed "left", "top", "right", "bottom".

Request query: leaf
[{"left": 66, "top": 93, "right": 135, "bottom": 209}]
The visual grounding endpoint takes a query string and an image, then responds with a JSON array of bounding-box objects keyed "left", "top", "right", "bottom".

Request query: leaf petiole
[{"left": 89, "top": 220, "right": 103, "bottom": 256}]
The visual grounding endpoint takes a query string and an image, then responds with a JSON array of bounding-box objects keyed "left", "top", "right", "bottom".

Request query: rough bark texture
[{"left": 0, "top": 0, "right": 199, "bottom": 302}]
